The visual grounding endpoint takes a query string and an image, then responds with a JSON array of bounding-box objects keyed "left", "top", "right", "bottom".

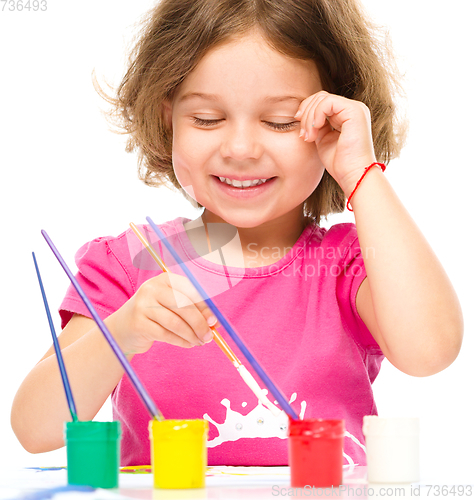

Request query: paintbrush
[
  {"left": 41, "top": 230, "right": 164, "bottom": 421},
  {"left": 146, "top": 216, "right": 299, "bottom": 421},
  {"left": 32, "top": 252, "right": 78, "bottom": 422},
  {"left": 129, "top": 222, "right": 281, "bottom": 416}
]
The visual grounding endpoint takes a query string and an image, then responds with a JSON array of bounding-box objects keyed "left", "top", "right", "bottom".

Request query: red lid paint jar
[{"left": 288, "top": 418, "right": 345, "bottom": 488}]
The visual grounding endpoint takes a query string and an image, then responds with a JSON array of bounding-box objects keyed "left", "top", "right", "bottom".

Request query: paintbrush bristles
[
  {"left": 146, "top": 216, "right": 300, "bottom": 421},
  {"left": 130, "top": 221, "right": 287, "bottom": 416}
]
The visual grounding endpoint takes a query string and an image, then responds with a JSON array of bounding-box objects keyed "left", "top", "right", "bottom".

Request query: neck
[{"left": 185, "top": 208, "right": 311, "bottom": 268}]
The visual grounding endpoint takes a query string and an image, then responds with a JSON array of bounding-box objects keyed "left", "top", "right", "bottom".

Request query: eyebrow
[{"left": 177, "top": 92, "right": 305, "bottom": 104}]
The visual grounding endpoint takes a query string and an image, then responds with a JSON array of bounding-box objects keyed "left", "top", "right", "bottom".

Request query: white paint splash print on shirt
[
  {"left": 203, "top": 391, "right": 305, "bottom": 448},
  {"left": 203, "top": 391, "right": 366, "bottom": 466}
]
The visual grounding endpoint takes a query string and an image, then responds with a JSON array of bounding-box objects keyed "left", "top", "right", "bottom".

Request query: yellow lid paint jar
[{"left": 149, "top": 419, "right": 208, "bottom": 489}]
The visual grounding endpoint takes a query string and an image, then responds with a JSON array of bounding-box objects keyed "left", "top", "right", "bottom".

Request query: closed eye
[
  {"left": 191, "top": 117, "right": 298, "bottom": 132},
  {"left": 263, "top": 121, "right": 298, "bottom": 132},
  {"left": 192, "top": 117, "right": 223, "bottom": 127}
]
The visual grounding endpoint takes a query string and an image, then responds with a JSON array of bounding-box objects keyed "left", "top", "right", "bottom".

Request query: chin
[
  {"left": 201, "top": 201, "right": 283, "bottom": 229},
  {"left": 213, "top": 213, "right": 273, "bottom": 229}
]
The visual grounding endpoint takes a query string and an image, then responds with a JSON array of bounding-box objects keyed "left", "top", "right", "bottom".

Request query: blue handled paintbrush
[
  {"left": 32, "top": 252, "right": 78, "bottom": 422},
  {"left": 129, "top": 222, "right": 281, "bottom": 416},
  {"left": 146, "top": 216, "right": 299, "bottom": 420}
]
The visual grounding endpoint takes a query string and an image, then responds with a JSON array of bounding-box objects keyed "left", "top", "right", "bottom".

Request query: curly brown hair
[{"left": 101, "top": 0, "right": 407, "bottom": 223}]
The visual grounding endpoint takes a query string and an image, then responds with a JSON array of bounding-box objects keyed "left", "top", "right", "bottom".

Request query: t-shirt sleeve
[
  {"left": 59, "top": 235, "right": 136, "bottom": 329},
  {"left": 334, "top": 224, "right": 382, "bottom": 354}
]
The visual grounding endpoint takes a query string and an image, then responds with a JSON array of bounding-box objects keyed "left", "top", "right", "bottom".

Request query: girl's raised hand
[
  {"left": 107, "top": 273, "right": 217, "bottom": 355},
  {"left": 295, "top": 91, "right": 377, "bottom": 196}
]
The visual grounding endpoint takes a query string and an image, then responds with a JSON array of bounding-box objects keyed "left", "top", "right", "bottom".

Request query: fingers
[
  {"left": 144, "top": 302, "right": 208, "bottom": 348},
  {"left": 165, "top": 273, "right": 218, "bottom": 328},
  {"left": 155, "top": 289, "right": 213, "bottom": 343},
  {"left": 314, "top": 120, "right": 334, "bottom": 146},
  {"left": 141, "top": 273, "right": 218, "bottom": 348},
  {"left": 295, "top": 91, "right": 331, "bottom": 141},
  {"left": 295, "top": 91, "right": 369, "bottom": 143}
]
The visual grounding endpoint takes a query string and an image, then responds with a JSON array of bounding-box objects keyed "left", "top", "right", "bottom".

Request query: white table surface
[{"left": 0, "top": 466, "right": 472, "bottom": 500}]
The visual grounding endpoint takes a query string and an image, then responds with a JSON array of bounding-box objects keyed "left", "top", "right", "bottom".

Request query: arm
[
  {"left": 352, "top": 169, "right": 463, "bottom": 376},
  {"left": 296, "top": 92, "right": 463, "bottom": 376},
  {"left": 11, "top": 273, "right": 216, "bottom": 453},
  {"left": 11, "top": 314, "right": 127, "bottom": 453}
]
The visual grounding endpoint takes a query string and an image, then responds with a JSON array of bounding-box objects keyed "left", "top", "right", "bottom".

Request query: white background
[{"left": 0, "top": 0, "right": 472, "bottom": 483}]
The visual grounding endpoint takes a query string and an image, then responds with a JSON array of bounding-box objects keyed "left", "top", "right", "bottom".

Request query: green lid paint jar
[{"left": 64, "top": 421, "right": 121, "bottom": 488}]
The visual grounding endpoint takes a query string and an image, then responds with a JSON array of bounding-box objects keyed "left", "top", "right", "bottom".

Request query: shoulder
[
  {"left": 75, "top": 218, "right": 188, "bottom": 263},
  {"left": 59, "top": 218, "right": 188, "bottom": 328},
  {"left": 305, "top": 222, "right": 360, "bottom": 262},
  {"left": 74, "top": 218, "right": 188, "bottom": 288},
  {"left": 321, "top": 222, "right": 358, "bottom": 247}
]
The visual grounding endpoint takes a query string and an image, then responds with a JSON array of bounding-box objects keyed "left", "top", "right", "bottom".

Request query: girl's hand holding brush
[{"left": 107, "top": 272, "right": 218, "bottom": 355}]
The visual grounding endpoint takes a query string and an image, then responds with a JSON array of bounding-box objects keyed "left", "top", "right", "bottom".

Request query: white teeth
[{"left": 218, "top": 177, "right": 269, "bottom": 188}]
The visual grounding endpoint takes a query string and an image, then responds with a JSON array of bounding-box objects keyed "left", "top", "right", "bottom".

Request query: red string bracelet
[{"left": 346, "top": 162, "right": 386, "bottom": 211}]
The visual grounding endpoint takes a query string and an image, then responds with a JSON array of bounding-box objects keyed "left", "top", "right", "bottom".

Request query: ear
[{"left": 162, "top": 100, "right": 173, "bottom": 129}]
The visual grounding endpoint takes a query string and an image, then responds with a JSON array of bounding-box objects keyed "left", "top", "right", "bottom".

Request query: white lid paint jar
[{"left": 363, "top": 416, "right": 420, "bottom": 483}]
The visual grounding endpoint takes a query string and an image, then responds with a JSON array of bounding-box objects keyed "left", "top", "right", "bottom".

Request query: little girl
[{"left": 12, "top": 0, "right": 463, "bottom": 467}]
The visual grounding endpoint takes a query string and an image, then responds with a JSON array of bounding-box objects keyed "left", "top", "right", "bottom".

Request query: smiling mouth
[{"left": 216, "top": 176, "right": 274, "bottom": 188}]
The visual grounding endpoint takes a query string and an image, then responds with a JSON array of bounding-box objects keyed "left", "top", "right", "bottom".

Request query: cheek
[
  {"left": 171, "top": 147, "right": 196, "bottom": 199},
  {"left": 299, "top": 166, "right": 325, "bottom": 204},
  {"left": 287, "top": 140, "right": 326, "bottom": 189},
  {"left": 172, "top": 131, "right": 214, "bottom": 203},
  {"left": 295, "top": 150, "right": 326, "bottom": 203},
  {"left": 171, "top": 124, "right": 196, "bottom": 177},
  {"left": 172, "top": 121, "right": 213, "bottom": 167},
  {"left": 171, "top": 122, "right": 216, "bottom": 174},
  {"left": 307, "top": 154, "right": 326, "bottom": 186}
]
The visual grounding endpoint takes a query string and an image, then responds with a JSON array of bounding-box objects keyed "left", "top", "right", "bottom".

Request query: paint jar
[
  {"left": 288, "top": 418, "right": 344, "bottom": 488},
  {"left": 65, "top": 420, "right": 121, "bottom": 488},
  {"left": 363, "top": 416, "right": 419, "bottom": 483},
  {"left": 149, "top": 419, "right": 208, "bottom": 489}
]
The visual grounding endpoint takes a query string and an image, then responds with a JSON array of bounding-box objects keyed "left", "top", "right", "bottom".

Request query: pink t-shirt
[{"left": 60, "top": 218, "right": 383, "bottom": 467}]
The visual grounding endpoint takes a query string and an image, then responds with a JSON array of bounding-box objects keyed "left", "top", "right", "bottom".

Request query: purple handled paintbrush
[{"left": 41, "top": 230, "right": 164, "bottom": 421}]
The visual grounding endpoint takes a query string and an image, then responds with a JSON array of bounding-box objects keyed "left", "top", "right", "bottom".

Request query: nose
[{"left": 220, "top": 122, "right": 263, "bottom": 161}]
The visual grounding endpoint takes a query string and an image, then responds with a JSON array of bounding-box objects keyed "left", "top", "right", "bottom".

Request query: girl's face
[{"left": 168, "top": 31, "right": 325, "bottom": 229}]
